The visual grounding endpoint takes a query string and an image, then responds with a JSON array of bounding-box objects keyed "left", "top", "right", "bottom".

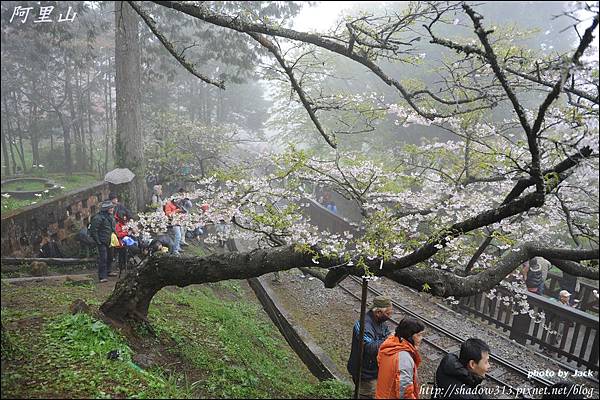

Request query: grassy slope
[{"left": 1, "top": 278, "right": 352, "bottom": 399}]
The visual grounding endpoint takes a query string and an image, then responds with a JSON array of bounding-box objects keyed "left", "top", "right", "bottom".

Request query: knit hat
[
  {"left": 101, "top": 200, "right": 115, "bottom": 211},
  {"left": 529, "top": 258, "right": 542, "bottom": 272},
  {"left": 372, "top": 295, "right": 392, "bottom": 309}
]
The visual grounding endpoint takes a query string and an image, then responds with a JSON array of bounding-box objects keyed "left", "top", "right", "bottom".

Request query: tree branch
[
  {"left": 246, "top": 32, "right": 337, "bottom": 148},
  {"left": 128, "top": 1, "right": 225, "bottom": 89},
  {"left": 385, "top": 244, "right": 598, "bottom": 297},
  {"left": 464, "top": 145, "right": 594, "bottom": 274},
  {"left": 150, "top": 1, "right": 492, "bottom": 120}
]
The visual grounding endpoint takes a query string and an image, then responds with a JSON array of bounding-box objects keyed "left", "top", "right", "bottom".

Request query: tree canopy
[{"left": 98, "top": 1, "right": 599, "bottom": 323}]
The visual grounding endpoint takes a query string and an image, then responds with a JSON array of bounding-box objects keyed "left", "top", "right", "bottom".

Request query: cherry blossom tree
[{"left": 100, "top": 1, "right": 598, "bottom": 324}]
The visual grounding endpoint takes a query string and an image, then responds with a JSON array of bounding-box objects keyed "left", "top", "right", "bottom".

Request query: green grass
[
  {"left": 1, "top": 173, "right": 100, "bottom": 213},
  {"left": 1, "top": 279, "right": 352, "bottom": 399},
  {"left": 0, "top": 196, "right": 40, "bottom": 212},
  {"left": 2, "top": 312, "right": 191, "bottom": 399},
  {"left": 149, "top": 283, "right": 352, "bottom": 398},
  {"left": 57, "top": 173, "right": 101, "bottom": 191},
  {"left": 1, "top": 180, "right": 49, "bottom": 191}
]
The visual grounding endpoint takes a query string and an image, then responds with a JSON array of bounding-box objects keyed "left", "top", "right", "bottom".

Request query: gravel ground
[{"left": 265, "top": 269, "right": 598, "bottom": 399}]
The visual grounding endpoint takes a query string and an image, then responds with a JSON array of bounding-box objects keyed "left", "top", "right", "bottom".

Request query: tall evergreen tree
[{"left": 115, "top": 1, "right": 146, "bottom": 211}]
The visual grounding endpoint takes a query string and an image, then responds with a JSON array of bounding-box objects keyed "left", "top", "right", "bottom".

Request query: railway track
[
  {"left": 277, "top": 199, "right": 597, "bottom": 395},
  {"left": 339, "top": 275, "right": 556, "bottom": 399}
]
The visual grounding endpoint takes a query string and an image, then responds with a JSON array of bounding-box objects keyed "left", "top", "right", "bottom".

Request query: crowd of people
[
  {"left": 76, "top": 183, "right": 234, "bottom": 283},
  {"left": 521, "top": 257, "right": 581, "bottom": 308},
  {"left": 347, "top": 295, "right": 491, "bottom": 399},
  {"left": 32, "top": 181, "right": 595, "bottom": 397},
  {"left": 347, "top": 296, "right": 584, "bottom": 399}
]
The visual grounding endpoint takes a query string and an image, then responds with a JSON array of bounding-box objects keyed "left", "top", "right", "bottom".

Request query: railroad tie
[
  {"left": 443, "top": 345, "right": 461, "bottom": 354},
  {"left": 487, "top": 366, "right": 507, "bottom": 380}
]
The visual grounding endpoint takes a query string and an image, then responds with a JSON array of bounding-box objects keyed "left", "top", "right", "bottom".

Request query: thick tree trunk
[
  {"left": 99, "top": 243, "right": 598, "bottom": 324},
  {"left": 100, "top": 245, "right": 316, "bottom": 322},
  {"left": 115, "top": 1, "right": 146, "bottom": 212}
]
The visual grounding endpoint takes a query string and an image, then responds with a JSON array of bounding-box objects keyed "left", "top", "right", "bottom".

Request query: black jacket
[
  {"left": 347, "top": 310, "right": 391, "bottom": 381},
  {"left": 434, "top": 353, "right": 486, "bottom": 399},
  {"left": 89, "top": 211, "right": 115, "bottom": 246}
]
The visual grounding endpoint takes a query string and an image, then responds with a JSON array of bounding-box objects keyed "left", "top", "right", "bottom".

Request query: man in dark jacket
[
  {"left": 347, "top": 296, "right": 393, "bottom": 399},
  {"left": 89, "top": 201, "right": 117, "bottom": 282},
  {"left": 434, "top": 338, "right": 490, "bottom": 399}
]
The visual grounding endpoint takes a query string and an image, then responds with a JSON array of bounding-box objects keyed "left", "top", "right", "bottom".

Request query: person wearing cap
[
  {"left": 558, "top": 290, "right": 574, "bottom": 307},
  {"left": 559, "top": 272, "right": 577, "bottom": 303},
  {"left": 89, "top": 200, "right": 117, "bottom": 282},
  {"left": 347, "top": 295, "right": 393, "bottom": 399}
]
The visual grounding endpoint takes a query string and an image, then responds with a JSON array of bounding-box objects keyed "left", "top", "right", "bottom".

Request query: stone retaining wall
[{"left": 1, "top": 182, "right": 110, "bottom": 257}]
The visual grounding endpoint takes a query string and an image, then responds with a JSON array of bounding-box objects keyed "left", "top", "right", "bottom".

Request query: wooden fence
[
  {"left": 304, "top": 198, "right": 599, "bottom": 371},
  {"left": 458, "top": 287, "right": 599, "bottom": 371}
]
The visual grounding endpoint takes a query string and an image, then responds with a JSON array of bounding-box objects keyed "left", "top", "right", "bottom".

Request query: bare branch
[
  {"left": 247, "top": 32, "right": 337, "bottom": 148},
  {"left": 128, "top": 1, "right": 225, "bottom": 89}
]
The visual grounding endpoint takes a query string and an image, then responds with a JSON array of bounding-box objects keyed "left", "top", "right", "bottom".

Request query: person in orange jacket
[
  {"left": 164, "top": 198, "right": 182, "bottom": 217},
  {"left": 164, "top": 197, "right": 184, "bottom": 255},
  {"left": 376, "top": 317, "right": 426, "bottom": 399}
]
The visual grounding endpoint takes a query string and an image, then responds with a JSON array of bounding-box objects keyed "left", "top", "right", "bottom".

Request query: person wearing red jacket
[
  {"left": 114, "top": 214, "right": 129, "bottom": 273},
  {"left": 376, "top": 318, "right": 425, "bottom": 399},
  {"left": 115, "top": 215, "right": 129, "bottom": 242},
  {"left": 164, "top": 197, "right": 183, "bottom": 255},
  {"left": 163, "top": 199, "right": 181, "bottom": 217}
]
